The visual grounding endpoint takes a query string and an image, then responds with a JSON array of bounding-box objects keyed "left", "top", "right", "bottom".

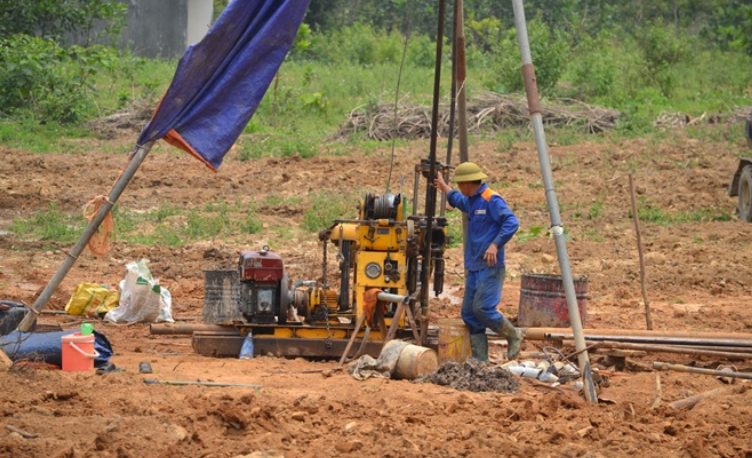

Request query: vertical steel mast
[{"left": 511, "top": 0, "right": 597, "bottom": 402}]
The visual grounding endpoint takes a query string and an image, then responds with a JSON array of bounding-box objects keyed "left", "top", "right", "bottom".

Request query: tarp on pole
[{"left": 136, "top": 0, "right": 310, "bottom": 170}]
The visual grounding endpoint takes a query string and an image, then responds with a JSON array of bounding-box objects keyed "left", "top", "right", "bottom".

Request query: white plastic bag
[{"left": 104, "top": 260, "right": 174, "bottom": 323}]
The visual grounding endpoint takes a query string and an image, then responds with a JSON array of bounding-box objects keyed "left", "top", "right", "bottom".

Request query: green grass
[
  {"left": 262, "top": 194, "right": 303, "bottom": 207},
  {"left": 515, "top": 225, "right": 545, "bottom": 243},
  {"left": 445, "top": 213, "right": 463, "bottom": 248},
  {"left": 581, "top": 229, "right": 605, "bottom": 242},
  {"left": 548, "top": 126, "right": 591, "bottom": 146},
  {"left": 636, "top": 199, "right": 733, "bottom": 226},
  {"left": 301, "top": 189, "right": 363, "bottom": 232},
  {"left": 0, "top": 119, "right": 93, "bottom": 153},
  {"left": 588, "top": 193, "right": 607, "bottom": 219},
  {"left": 9, "top": 203, "right": 85, "bottom": 244},
  {"left": 8, "top": 202, "right": 264, "bottom": 247},
  {"left": 237, "top": 136, "right": 323, "bottom": 161}
]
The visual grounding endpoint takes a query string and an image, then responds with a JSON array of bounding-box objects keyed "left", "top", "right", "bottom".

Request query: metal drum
[
  {"left": 203, "top": 270, "right": 243, "bottom": 323},
  {"left": 518, "top": 273, "right": 588, "bottom": 328}
]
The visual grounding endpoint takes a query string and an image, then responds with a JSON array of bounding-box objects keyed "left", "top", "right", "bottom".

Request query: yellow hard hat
[{"left": 453, "top": 162, "right": 487, "bottom": 182}]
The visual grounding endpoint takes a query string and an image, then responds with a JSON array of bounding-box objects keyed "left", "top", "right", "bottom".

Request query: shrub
[
  {"left": 637, "top": 20, "right": 688, "bottom": 97},
  {"left": 491, "top": 17, "right": 569, "bottom": 95},
  {"left": 308, "top": 22, "right": 426, "bottom": 67},
  {"left": 0, "top": 35, "right": 94, "bottom": 123},
  {"left": 569, "top": 31, "right": 618, "bottom": 99}
]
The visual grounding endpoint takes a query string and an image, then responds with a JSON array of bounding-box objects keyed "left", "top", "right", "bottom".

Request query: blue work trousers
[{"left": 461, "top": 267, "right": 506, "bottom": 335}]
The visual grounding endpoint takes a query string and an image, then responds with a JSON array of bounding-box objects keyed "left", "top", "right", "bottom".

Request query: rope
[
  {"left": 362, "top": 288, "right": 385, "bottom": 328},
  {"left": 82, "top": 155, "right": 135, "bottom": 257},
  {"left": 83, "top": 195, "right": 114, "bottom": 256}
]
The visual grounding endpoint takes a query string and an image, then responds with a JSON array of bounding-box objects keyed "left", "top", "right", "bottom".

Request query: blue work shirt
[{"left": 447, "top": 183, "right": 519, "bottom": 272}]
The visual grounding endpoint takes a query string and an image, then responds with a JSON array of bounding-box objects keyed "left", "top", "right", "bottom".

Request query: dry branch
[
  {"left": 86, "top": 98, "right": 155, "bottom": 138},
  {"left": 653, "top": 106, "right": 752, "bottom": 130},
  {"left": 338, "top": 94, "right": 752, "bottom": 141},
  {"left": 336, "top": 92, "right": 621, "bottom": 140}
]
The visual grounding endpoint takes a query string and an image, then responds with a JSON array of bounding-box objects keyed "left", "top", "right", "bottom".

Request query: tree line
[{"left": 302, "top": 0, "right": 752, "bottom": 54}]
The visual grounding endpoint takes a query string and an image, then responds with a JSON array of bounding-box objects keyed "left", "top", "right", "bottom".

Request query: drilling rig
[{"left": 193, "top": 160, "right": 451, "bottom": 358}]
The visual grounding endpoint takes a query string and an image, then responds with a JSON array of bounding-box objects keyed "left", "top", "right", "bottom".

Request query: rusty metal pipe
[
  {"left": 653, "top": 362, "right": 752, "bottom": 380},
  {"left": 150, "top": 323, "right": 239, "bottom": 335},
  {"left": 545, "top": 333, "right": 752, "bottom": 348},
  {"left": 525, "top": 327, "right": 752, "bottom": 342},
  {"left": 657, "top": 344, "right": 752, "bottom": 353},
  {"left": 560, "top": 339, "right": 752, "bottom": 354},
  {"left": 592, "top": 341, "right": 752, "bottom": 361}
]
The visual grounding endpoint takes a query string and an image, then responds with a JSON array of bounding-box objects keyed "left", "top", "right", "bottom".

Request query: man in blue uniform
[{"left": 435, "top": 162, "right": 522, "bottom": 362}]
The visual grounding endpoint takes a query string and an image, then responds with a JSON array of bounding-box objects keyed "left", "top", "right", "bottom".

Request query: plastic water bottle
[
  {"left": 509, "top": 366, "right": 542, "bottom": 378},
  {"left": 80, "top": 323, "right": 93, "bottom": 336},
  {"left": 239, "top": 334, "right": 254, "bottom": 360}
]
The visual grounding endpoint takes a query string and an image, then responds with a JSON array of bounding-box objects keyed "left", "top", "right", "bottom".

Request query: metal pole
[
  {"left": 441, "top": 0, "right": 459, "bottom": 218},
  {"left": 525, "top": 327, "right": 752, "bottom": 341},
  {"left": 455, "top": 0, "right": 469, "bottom": 260},
  {"left": 144, "top": 379, "right": 263, "bottom": 388},
  {"left": 376, "top": 292, "right": 412, "bottom": 304},
  {"left": 549, "top": 334, "right": 752, "bottom": 348},
  {"left": 510, "top": 0, "right": 596, "bottom": 403},
  {"left": 594, "top": 341, "right": 752, "bottom": 361},
  {"left": 455, "top": 0, "right": 469, "bottom": 163},
  {"left": 16, "top": 141, "right": 155, "bottom": 332},
  {"left": 420, "top": 0, "right": 446, "bottom": 344},
  {"left": 654, "top": 362, "right": 752, "bottom": 380}
]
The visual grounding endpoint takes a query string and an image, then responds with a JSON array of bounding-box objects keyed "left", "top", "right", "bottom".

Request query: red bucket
[{"left": 61, "top": 332, "right": 99, "bottom": 372}]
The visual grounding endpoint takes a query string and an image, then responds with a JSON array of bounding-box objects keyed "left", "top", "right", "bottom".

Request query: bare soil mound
[{"left": 418, "top": 358, "right": 520, "bottom": 393}]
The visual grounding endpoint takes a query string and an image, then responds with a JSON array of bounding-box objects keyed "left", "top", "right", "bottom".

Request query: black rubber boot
[
  {"left": 469, "top": 333, "right": 489, "bottom": 363},
  {"left": 496, "top": 317, "right": 522, "bottom": 360}
]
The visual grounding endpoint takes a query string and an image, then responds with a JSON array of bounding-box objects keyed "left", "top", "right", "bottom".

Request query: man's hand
[
  {"left": 434, "top": 173, "right": 452, "bottom": 194},
  {"left": 483, "top": 243, "right": 498, "bottom": 266}
]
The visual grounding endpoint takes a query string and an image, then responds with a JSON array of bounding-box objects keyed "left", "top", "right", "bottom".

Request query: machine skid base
[{"left": 192, "top": 332, "right": 392, "bottom": 358}]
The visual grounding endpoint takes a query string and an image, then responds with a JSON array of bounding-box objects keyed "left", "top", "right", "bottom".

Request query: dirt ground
[{"left": 1, "top": 126, "right": 752, "bottom": 458}]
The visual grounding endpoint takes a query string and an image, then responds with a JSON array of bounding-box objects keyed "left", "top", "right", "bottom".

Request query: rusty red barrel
[{"left": 518, "top": 274, "right": 588, "bottom": 328}]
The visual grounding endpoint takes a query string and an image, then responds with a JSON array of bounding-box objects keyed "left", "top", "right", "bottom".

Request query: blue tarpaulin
[
  {"left": 0, "top": 330, "right": 113, "bottom": 368},
  {"left": 136, "top": 0, "right": 310, "bottom": 170}
]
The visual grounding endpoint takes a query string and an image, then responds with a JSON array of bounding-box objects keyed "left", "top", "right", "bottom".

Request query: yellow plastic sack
[{"left": 65, "top": 283, "right": 120, "bottom": 316}]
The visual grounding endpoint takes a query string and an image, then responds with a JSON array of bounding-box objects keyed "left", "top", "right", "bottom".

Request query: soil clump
[{"left": 418, "top": 358, "right": 520, "bottom": 393}]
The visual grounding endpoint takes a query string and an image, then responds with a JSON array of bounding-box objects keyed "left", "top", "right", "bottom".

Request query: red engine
[
  {"left": 238, "top": 246, "right": 287, "bottom": 324},
  {"left": 239, "top": 247, "right": 284, "bottom": 282}
]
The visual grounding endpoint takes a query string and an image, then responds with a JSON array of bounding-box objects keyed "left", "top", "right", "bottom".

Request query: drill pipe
[
  {"left": 653, "top": 362, "right": 752, "bottom": 380},
  {"left": 560, "top": 339, "right": 752, "bottom": 354},
  {"left": 524, "top": 327, "right": 752, "bottom": 342},
  {"left": 546, "top": 333, "right": 752, "bottom": 348},
  {"left": 590, "top": 341, "right": 752, "bottom": 361}
]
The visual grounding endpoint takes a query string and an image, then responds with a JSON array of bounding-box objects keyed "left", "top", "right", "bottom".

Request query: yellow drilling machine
[{"left": 192, "top": 159, "right": 451, "bottom": 359}]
